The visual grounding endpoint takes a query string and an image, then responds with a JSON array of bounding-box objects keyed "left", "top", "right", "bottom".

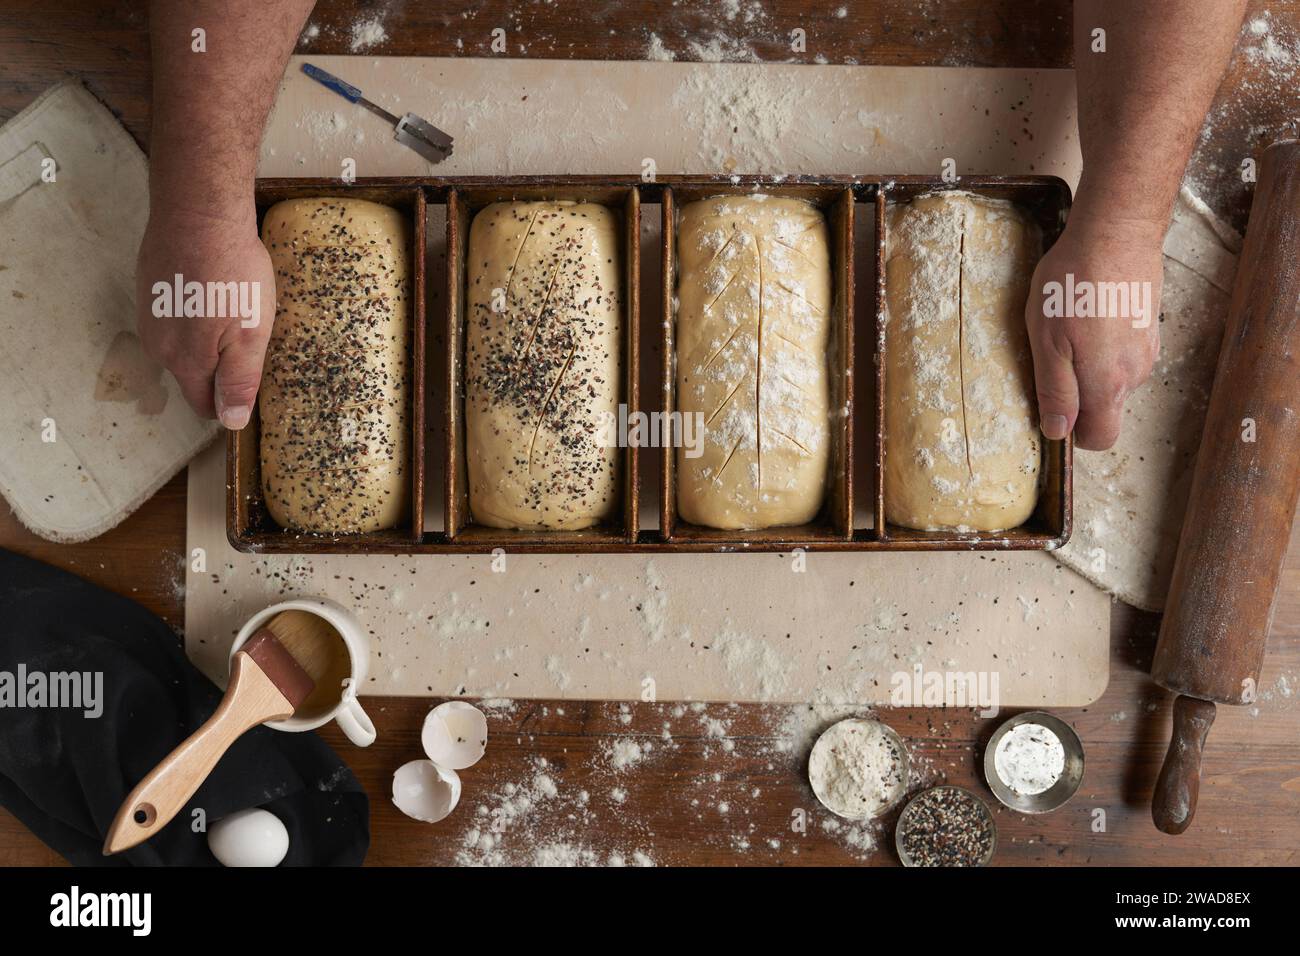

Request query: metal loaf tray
[{"left": 229, "top": 174, "right": 1072, "bottom": 554}]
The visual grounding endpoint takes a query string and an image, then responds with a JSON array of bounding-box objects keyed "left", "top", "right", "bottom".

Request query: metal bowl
[
  {"left": 983, "top": 710, "right": 1085, "bottom": 814},
  {"left": 895, "top": 785, "right": 997, "bottom": 867},
  {"left": 808, "top": 718, "right": 911, "bottom": 820}
]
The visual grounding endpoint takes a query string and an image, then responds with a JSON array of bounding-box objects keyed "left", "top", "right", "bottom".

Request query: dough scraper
[{"left": 301, "top": 62, "right": 454, "bottom": 164}]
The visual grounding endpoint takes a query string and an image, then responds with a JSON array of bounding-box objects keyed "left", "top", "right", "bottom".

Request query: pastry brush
[{"left": 103, "top": 627, "right": 315, "bottom": 855}]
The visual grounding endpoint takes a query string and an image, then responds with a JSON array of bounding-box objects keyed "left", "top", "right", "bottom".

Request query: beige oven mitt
[{"left": 0, "top": 82, "right": 218, "bottom": 542}]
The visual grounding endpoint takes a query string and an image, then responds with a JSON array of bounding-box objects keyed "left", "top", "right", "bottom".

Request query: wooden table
[{"left": 1, "top": 0, "right": 1297, "bottom": 866}]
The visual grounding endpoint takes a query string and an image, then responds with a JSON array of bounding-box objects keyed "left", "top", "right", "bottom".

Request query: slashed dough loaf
[
  {"left": 259, "top": 197, "right": 410, "bottom": 533},
  {"left": 675, "top": 195, "right": 832, "bottom": 530},
  {"left": 465, "top": 201, "right": 622, "bottom": 530},
  {"left": 884, "top": 191, "right": 1041, "bottom": 532}
]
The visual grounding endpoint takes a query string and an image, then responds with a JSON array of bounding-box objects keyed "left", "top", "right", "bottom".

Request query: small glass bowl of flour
[
  {"left": 808, "top": 718, "right": 910, "bottom": 819},
  {"left": 983, "top": 711, "right": 1084, "bottom": 813}
]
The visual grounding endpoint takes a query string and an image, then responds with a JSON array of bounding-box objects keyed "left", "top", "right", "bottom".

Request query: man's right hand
[
  {"left": 1023, "top": 209, "right": 1164, "bottom": 451},
  {"left": 136, "top": 206, "right": 276, "bottom": 429}
]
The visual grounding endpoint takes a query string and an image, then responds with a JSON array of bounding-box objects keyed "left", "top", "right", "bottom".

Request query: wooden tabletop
[{"left": 1, "top": 0, "right": 1297, "bottom": 866}]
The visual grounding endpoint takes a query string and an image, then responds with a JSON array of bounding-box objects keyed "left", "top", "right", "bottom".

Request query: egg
[
  {"left": 392, "top": 760, "right": 461, "bottom": 823},
  {"left": 421, "top": 701, "right": 488, "bottom": 770},
  {"left": 207, "top": 808, "right": 289, "bottom": 867}
]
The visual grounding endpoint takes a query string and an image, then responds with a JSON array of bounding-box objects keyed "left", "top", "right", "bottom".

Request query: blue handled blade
[
  {"left": 301, "top": 62, "right": 363, "bottom": 103},
  {"left": 299, "top": 62, "right": 454, "bottom": 163}
]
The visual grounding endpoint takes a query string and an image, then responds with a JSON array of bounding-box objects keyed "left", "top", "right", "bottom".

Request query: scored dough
[
  {"left": 675, "top": 195, "right": 832, "bottom": 530},
  {"left": 884, "top": 191, "right": 1042, "bottom": 532},
  {"left": 465, "top": 200, "right": 623, "bottom": 531},
  {"left": 259, "top": 197, "right": 410, "bottom": 533}
]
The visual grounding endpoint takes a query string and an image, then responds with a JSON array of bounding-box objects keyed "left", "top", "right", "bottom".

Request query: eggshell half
[
  {"left": 421, "top": 701, "right": 488, "bottom": 770},
  {"left": 392, "top": 759, "right": 461, "bottom": 823}
]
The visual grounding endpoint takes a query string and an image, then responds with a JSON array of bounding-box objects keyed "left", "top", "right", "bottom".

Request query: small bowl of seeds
[{"left": 895, "top": 785, "right": 997, "bottom": 867}]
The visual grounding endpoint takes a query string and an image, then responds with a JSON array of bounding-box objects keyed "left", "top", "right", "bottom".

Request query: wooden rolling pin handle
[
  {"left": 1152, "top": 695, "right": 1217, "bottom": 835},
  {"left": 102, "top": 652, "right": 295, "bottom": 855}
]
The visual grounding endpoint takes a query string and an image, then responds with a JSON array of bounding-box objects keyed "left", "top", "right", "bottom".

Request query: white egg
[
  {"left": 421, "top": 701, "right": 488, "bottom": 770},
  {"left": 392, "top": 759, "right": 461, "bottom": 823},
  {"left": 207, "top": 808, "right": 289, "bottom": 867}
]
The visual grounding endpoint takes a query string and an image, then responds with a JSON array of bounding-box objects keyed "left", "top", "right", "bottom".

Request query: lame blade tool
[{"left": 301, "top": 62, "right": 454, "bottom": 164}]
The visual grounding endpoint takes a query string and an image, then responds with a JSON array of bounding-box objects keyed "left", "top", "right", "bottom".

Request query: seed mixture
[{"left": 897, "top": 786, "right": 995, "bottom": 867}]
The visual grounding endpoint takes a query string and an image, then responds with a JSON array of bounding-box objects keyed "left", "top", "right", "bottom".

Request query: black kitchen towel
[{"left": 0, "top": 549, "right": 369, "bottom": 866}]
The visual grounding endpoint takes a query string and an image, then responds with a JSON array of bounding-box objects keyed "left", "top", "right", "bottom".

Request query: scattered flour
[
  {"left": 604, "top": 738, "right": 647, "bottom": 771},
  {"left": 669, "top": 68, "right": 800, "bottom": 171},
  {"left": 685, "top": 34, "right": 761, "bottom": 64},
  {"left": 349, "top": 16, "right": 388, "bottom": 52},
  {"left": 455, "top": 755, "right": 657, "bottom": 867},
  {"left": 645, "top": 32, "right": 676, "bottom": 62}
]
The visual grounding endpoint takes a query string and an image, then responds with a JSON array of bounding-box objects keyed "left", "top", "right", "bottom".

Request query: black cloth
[{"left": 0, "top": 548, "right": 369, "bottom": 866}]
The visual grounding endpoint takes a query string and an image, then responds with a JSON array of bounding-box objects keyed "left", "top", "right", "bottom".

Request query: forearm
[
  {"left": 1071, "top": 0, "right": 1247, "bottom": 236},
  {"left": 148, "top": 0, "right": 314, "bottom": 222}
]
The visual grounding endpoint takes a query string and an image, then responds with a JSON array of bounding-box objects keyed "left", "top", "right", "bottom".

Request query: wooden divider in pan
[
  {"left": 444, "top": 183, "right": 641, "bottom": 549},
  {"left": 660, "top": 182, "right": 855, "bottom": 548},
  {"left": 227, "top": 179, "right": 426, "bottom": 554},
  {"left": 871, "top": 176, "right": 1073, "bottom": 550}
]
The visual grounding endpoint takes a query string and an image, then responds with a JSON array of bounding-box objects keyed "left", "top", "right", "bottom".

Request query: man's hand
[
  {"left": 136, "top": 207, "right": 275, "bottom": 428},
  {"left": 1024, "top": 211, "right": 1164, "bottom": 450},
  {"left": 1047, "top": 0, "right": 1249, "bottom": 449},
  {"left": 140, "top": 0, "right": 314, "bottom": 426}
]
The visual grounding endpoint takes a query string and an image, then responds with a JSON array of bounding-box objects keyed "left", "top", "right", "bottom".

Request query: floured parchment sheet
[{"left": 187, "top": 58, "right": 1111, "bottom": 707}]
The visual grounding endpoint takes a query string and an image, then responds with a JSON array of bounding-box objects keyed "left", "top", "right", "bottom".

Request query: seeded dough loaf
[
  {"left": 465, "top": 201, "right": 622, "bottom": 530},
  {"left": 675, "top": 195, "right": 832, "bottom": 530},
  {"left": 258, "top": 197, "right": 410, "bottom": 533},
  {"left": 883, "top": 191, "right": 1041, "bottom": 532}
]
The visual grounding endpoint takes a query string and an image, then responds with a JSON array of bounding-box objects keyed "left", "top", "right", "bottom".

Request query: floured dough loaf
[
  {"left": 465, "top": 201, "right": 622, "bottom": 530},
  {"left": 884, "top": 191, "right": 1041, "bottom": 532},
  {"left": 675, "top": 195, "right": 832, "bottom": 530},
  {"left": 259, "top": 197, "right": 410, "bottom": 533}
]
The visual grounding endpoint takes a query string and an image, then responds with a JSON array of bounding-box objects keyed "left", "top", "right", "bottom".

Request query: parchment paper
[{"left": 186, "top": 58, "right": 1112, "bottom": 706}]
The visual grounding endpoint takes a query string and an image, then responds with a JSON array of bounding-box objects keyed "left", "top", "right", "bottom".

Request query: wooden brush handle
[
  {"left": 1152, "top": 695, "right": 1217, "bottom": 835},
  {"left": 102, "top": 652, "right": 295, "bottom": 855}
]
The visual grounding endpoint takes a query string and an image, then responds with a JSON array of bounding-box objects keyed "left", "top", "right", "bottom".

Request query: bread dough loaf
[
  {"left": 675, "top": 195, "right": 832, "bottom": 530},
  {"left": 258, "top": 197, "right": 410, "bottom": 533},
  {"left": 465, "top": 201, "right": 622, "bottom": 530},
  {"left": 883, "top": 191, "right": 1041, "bottom": 532}
]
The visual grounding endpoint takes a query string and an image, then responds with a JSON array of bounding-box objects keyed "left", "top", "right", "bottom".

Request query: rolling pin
[{"left": 1151, "top": 139, "right": 1300, "bottom": 835}]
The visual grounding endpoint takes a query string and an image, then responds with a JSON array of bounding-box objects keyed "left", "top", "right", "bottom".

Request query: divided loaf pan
[{"left": 229, "top": 174, "right": 1072, "bottom": 554}]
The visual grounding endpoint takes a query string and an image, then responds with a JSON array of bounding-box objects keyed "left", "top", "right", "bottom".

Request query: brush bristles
[{"left": 242, "top": 628, "right": 316, "bottom": 709}]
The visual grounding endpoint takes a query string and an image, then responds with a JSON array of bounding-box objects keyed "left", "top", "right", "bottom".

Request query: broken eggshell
[
  {"left": 392, "top": 759, "right": 461, "bottom": 823},
  {"left": 421, "top": 701, "right": 488, "bottom": 770}
]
